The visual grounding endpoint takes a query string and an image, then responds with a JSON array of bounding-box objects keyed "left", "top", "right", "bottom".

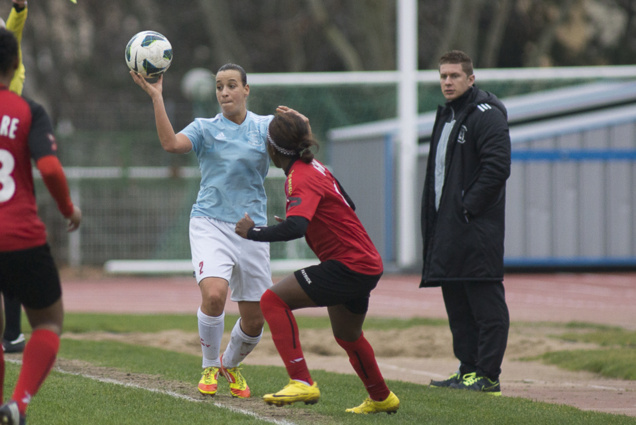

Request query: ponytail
[{"left": 268, "top": 112, "right": 319, "bottom": 163}]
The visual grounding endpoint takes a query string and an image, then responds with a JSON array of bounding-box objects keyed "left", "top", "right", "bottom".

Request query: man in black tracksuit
[{"left": 420, "top": 50, "right": 511, "bottom": 395}]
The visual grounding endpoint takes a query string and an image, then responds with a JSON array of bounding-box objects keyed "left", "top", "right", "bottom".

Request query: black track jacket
[{"left": 420, "top": 86, "right": 511, "bottom": 287}]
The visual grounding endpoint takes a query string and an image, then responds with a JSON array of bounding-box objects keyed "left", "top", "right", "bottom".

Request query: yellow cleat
[
  {"left": 345, "top": 391, "right": 400, "bottom": 414},
  {"left": 198, "top": 366, "right": 220, "bottom": 396},
  {"left": 220, "top": 358, "right": 251, "bottom": 398},
  {"left": 263, "top": 379, "right": 320, "bottom": 406}
]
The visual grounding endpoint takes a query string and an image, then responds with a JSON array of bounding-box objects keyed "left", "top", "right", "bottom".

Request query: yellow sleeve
[{"left": 6, "top": 6, "right": 28, "bottom": 95}]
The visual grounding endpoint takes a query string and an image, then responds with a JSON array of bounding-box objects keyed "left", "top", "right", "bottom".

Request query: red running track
[{"left": 61, "top": 272, "right": 636, "bottom": 329}]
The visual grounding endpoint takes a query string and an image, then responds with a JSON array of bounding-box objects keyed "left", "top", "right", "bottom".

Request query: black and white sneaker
[
  {"left": 429, "top": 371, "right": 462, "bottom": 388},
  {"left": 2, "top": 334, "right": 25, "bottom": 354},
  {"left": 450, "top": 372, "right": 502, "bottom": 396},
  {"left": 0, "top": 401, "right": 25, "bottom": 425}
]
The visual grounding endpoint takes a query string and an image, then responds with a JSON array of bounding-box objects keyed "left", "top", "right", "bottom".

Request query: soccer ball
[{"left": 125, "top": 31, "right": 173, "bottom": 78}]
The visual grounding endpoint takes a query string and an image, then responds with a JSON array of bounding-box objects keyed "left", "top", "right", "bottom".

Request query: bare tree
[
  {"left": 279, "top": 0, "right": 310, "bottom": 72},
  {"left": 481, "top": 0, "right": 513, "bottom": 67},
  {"left": 9, "top": 0, "right": 636, "bottom": 116},
  {"left": 306, "top": 0, "right": 364, "bottom": 70},
  {"left": 196, "top": 0, "right": 252, "bottom": 70},
  {"left": 522, "top": 0, "right": 580, "bottom": 67},
  {"left": 349, "top": 0, "right": 395, "bottom": 70},
  {"left": 609, "top": 0, "right": 636, "bottom": 64},
  {"left": 429, "top": 0, "right": 490, "bottom": 67}
]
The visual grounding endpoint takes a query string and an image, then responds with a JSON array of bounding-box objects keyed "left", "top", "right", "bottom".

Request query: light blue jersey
[{"left": 180, "top": 111, "right": 273, "bottom": 226}]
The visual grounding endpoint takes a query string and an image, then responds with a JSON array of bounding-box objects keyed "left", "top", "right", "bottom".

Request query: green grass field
[{"left": 5, "top": 313, "right": 635, "bottom": 424}]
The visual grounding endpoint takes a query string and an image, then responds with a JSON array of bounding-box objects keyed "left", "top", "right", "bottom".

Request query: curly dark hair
[
  {"left": 0, "top": 28, "right": 18, "bottom": 77},
  {"left": 268, "top": 112, "right": 319, "bottom": 163}
]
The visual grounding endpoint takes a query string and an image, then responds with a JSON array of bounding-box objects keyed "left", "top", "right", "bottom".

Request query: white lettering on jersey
[
  {"left": 0, "top": 149, "right": 16, "bottom": 202},
  {"left": 0, "top": 116, "right": 19, "bottom": 139},
  {"left": 311, "top": 160, "right": 327, "bottom": 176},
  {"left": 333, "top": 182, "right": 350, "bottom": 207}
]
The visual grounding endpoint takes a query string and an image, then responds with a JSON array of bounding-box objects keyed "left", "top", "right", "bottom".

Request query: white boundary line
[
  {"left": 377, "top": 361, "right": 631, "bottom": 392},
  {"left": 377, "top": 361, "right": 445, "bottom": 379},
  {"left": 6, "top": 359, "right": 297, "bottom": 425}
]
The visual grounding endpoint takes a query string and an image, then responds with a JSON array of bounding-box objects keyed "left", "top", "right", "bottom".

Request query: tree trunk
[
  {"left": 307, "top": 0, "right": 363, "bottom": 71},
  {"left": 481, "top": 0, "right": 513, "bottom": 68},
  {"left": 281, "top": 0, "right": 308, "bottom": 72},
  {"left": 523, "top": 0, "right": 578, "bottom": 67},
  {"left": 196, "top": 0, "right": 252, "bottom": 70},
  {"left": 352, "top": 0, "right": 395, "bottom": 70}
]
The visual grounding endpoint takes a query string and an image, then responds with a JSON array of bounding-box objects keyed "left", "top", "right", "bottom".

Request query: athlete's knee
[
  {"left": 25, "top": 301, "right": 64, "bottom": 336},
  {"left": 334, "top": 331, "right": 366, "bottom": 349},
  {"left": 200, "top": 295, "right": 226, "bottom": 316},
  {"left": 333, "top": 327, "right": 363, "bottom": 343},
  {"left": 200, "top": 284, "right": 225, "bottom": 305},
  {"left": 239, "top": 314, "right": 265, "bottom": 335},
  {"left": 32, "top": 322, "right": 63, "bottom": 336},
  {"left": 260, "top": 289, "right": 289, "bottom": 320},
  {"left": 241, "top": 323, "right": 264, "bottom": 338}
]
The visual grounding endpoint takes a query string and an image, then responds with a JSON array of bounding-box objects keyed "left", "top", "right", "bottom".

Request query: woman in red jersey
[
  {"left": 2, "top": 0, "right": 32, "bottom": 356},
  {"left": 235, "top": 107, "right": 399, "bottom": 415},
  {"left": 0, "top": 28, "right": 81, "bottom": 425}
]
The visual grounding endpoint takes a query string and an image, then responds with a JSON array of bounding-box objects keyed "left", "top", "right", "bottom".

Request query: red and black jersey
[
  {"left": 285, "top": 159, "right": 383, "bottom": 275},
  {"left": 0, "top": 86, "right": 62, "bottom": 251}
]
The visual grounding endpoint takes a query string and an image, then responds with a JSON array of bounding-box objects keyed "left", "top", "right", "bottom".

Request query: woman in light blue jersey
[{"left": 131, "top": 63, "right": 273, "bottom": 399}]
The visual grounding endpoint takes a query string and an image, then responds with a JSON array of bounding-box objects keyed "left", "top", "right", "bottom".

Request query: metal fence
[
  {"left": 35, "top": 166, "right": 316, "bottom": 269},
  {"left": 330, "top": 83, "right": 636, "bottom": 270}
]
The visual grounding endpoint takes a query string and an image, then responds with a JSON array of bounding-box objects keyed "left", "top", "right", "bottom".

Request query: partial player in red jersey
[
  {"left": 235, "top": 107, "right": 399, "bottom": 415},
  {"left": 0, "top": 28, "right": 81, "bottom": 425},
  {"left": 2, "top": 0, "right": 32, "bottom": 354}
]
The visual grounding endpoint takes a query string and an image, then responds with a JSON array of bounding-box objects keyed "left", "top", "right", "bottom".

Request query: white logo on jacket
[
  {"left": 457, "top": 125, "right": 468, "bottom": 144},
  {"left": 477, "top": 103, "right": 492, "bottom": 112}
]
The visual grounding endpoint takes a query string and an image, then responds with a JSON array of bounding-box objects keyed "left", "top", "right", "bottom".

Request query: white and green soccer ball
[{"left": 125, "top": 30, "right": 173, "bottom": 78}]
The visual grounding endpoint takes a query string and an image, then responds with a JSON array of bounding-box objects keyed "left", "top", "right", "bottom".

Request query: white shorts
[{"left": 190, "top": 216, "right": 272, "bottom": 302}]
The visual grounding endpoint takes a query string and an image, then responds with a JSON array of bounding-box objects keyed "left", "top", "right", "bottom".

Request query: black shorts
[
  {"left": 0, "top": 244, "right": 62, "bottom": 309},
  {"left": 294, "top": 260, "right": 382, "bottom": 315}
]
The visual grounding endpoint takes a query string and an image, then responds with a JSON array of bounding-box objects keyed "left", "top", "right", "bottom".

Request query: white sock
[
  {"left": 197, "top": 308, "right": 224, "bottom": 368},
  {"left": 222, "top": 318, "right": 262, "bottom": 368}
]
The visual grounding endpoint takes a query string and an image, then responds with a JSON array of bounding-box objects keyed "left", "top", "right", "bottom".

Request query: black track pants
[{"left": 441, "top": 280, "right": 509, "bottom": 380}]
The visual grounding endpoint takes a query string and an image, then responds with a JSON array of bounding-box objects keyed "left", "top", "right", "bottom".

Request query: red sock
[
  {"left": 0, "top": 347, "right": 4, "bottom": 404},
  {"left": 12, "top": 329, "right": 60, "bottom": 415},
  {"left": 336, "top": 332, "right": 390, "bottom": 401},
  {"left": 260, "top": 290, "right": 313, "bottom": 385}
]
